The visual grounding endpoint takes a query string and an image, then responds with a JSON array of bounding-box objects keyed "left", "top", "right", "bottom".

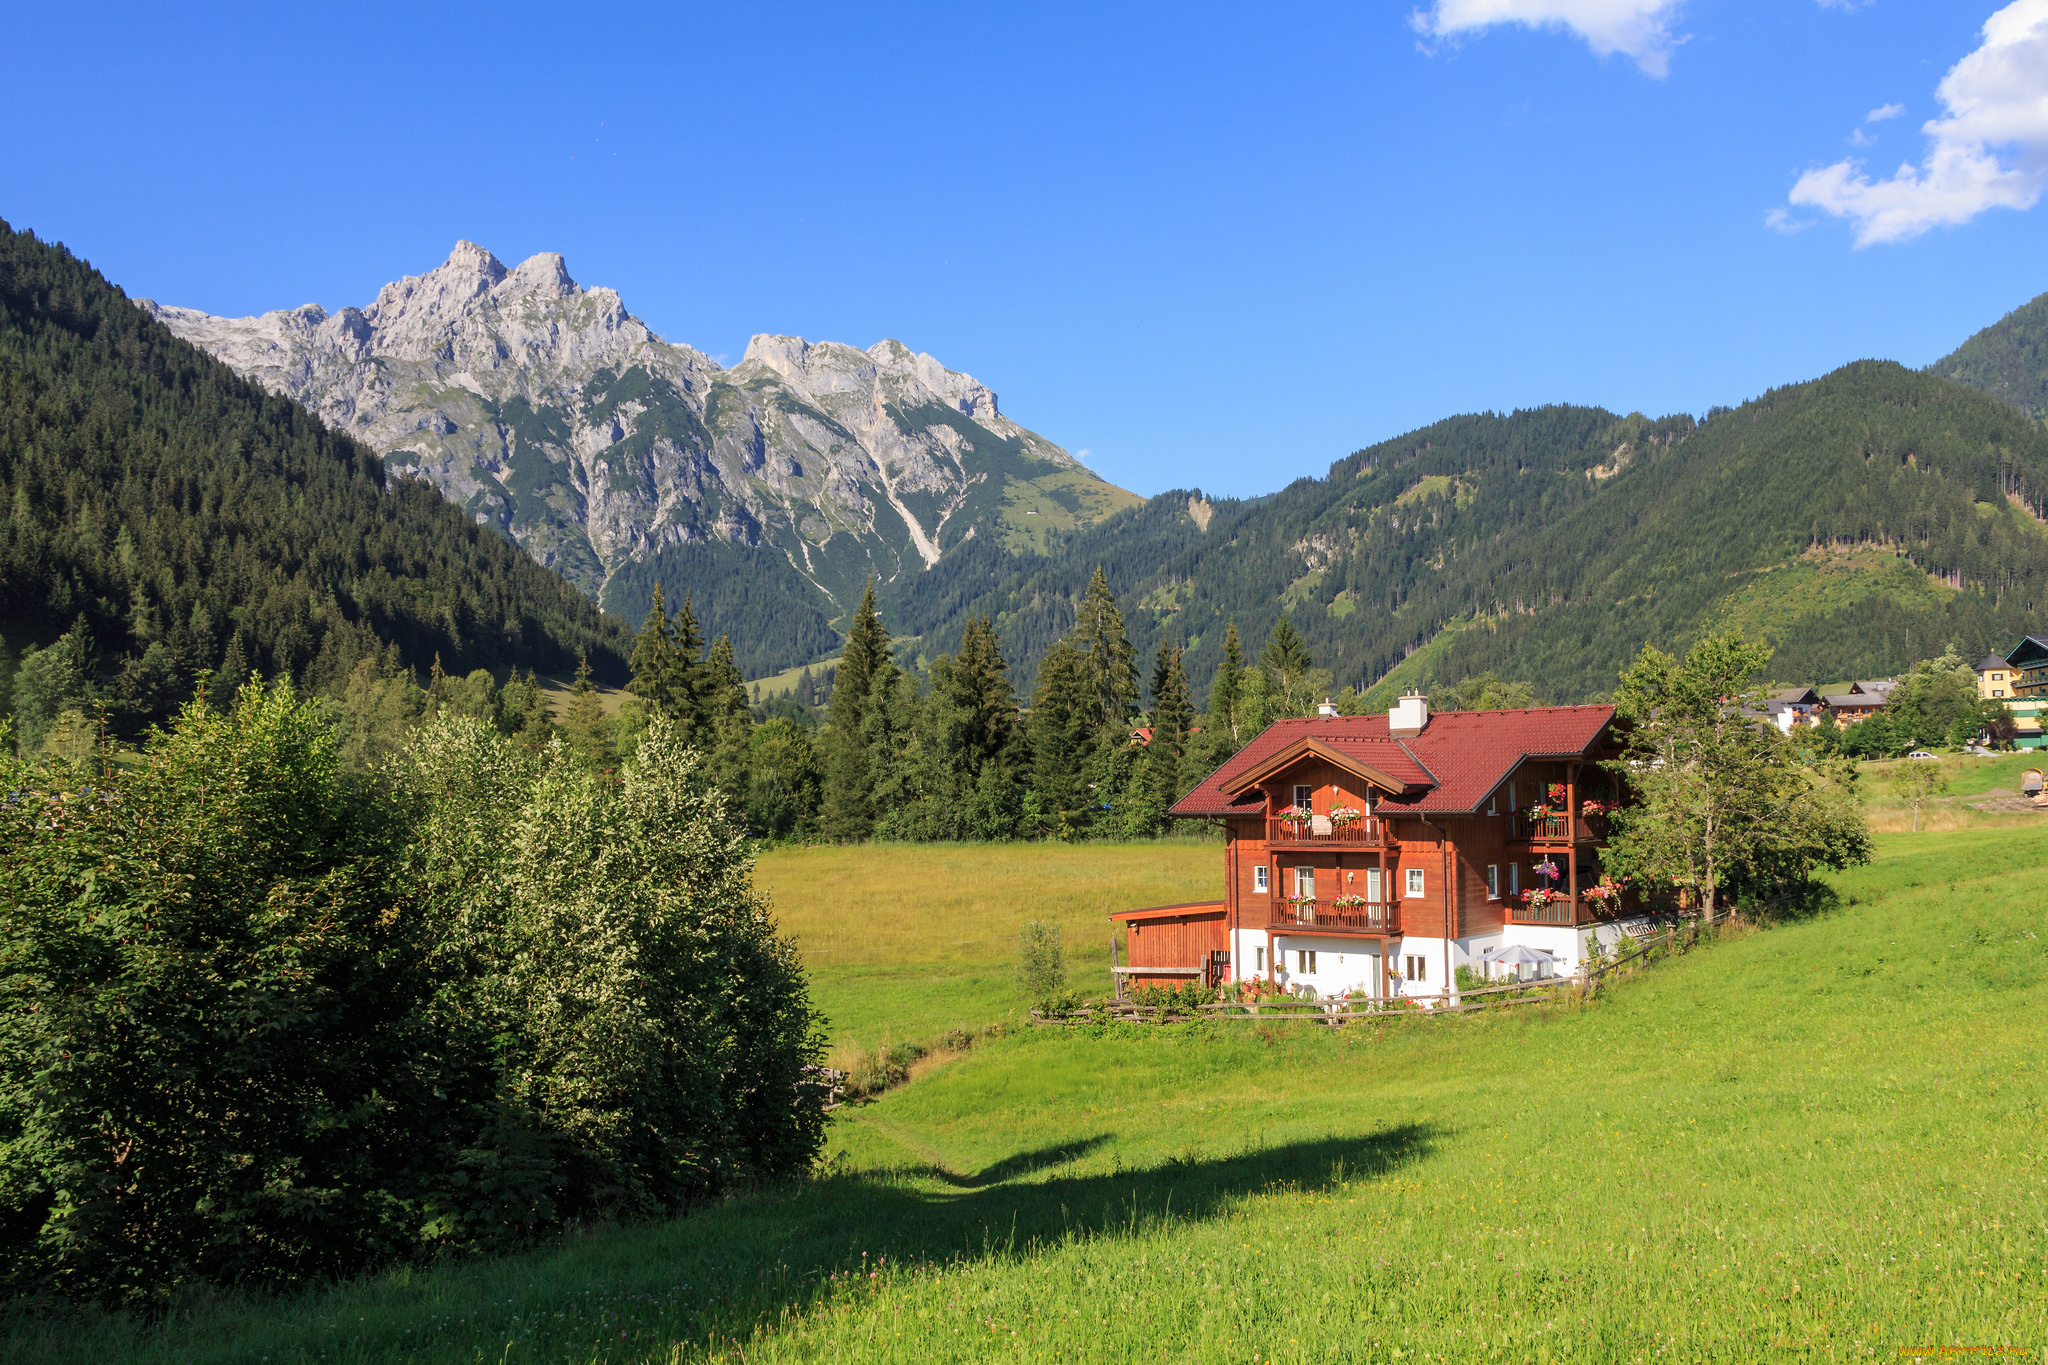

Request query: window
[
  {"left": 1487, "top": 789, "right": 1497, "bottom": 815},
  {"left": 1254, "top": 946, "right": 1266, "bottom": 972},
  {"left": 1294, "top": 866, "right": 1317, "bottom": 898},
  {"left": 1253, "top": 864, "right": 1269, "bottom": 894},
  {"left": 1486, "top": 865, "right": 1499, "bottom": 899},
  {"left": 1404, "top": 955, "right": 1427, "bottom": 983},
  {"left": 1405, "top": 867, "right": 1426, "bottom": 898},
  {"left": 1509, "top": 863, "right": 1519, "bottom": 895},
  {"left": 1292, "top": 784, "right": 1314, "bottom": 811},
  {"left": 1296, "top": 950, "right": 1318, "bottom": 974}
]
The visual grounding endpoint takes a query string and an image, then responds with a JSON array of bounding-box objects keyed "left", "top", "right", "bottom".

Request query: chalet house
[
  {"left": 1112, "top": 694, "right": 1661, "bottom": 1002},
  {"left": 1762, "top": 686, "right": 1822, "bottom": 734},
  {"left": 1821, "top": 679, "right": 1895, "bottom": 726}
]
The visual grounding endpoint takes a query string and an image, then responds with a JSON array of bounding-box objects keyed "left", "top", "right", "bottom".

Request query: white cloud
[
  {"left": 1788, "top": 0, "right": 2048, "bottom": 245},
  {"left": 1412, "top": 0, "right": 1685, "bottom": 77}
]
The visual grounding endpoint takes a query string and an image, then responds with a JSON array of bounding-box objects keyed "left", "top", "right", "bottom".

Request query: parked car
[{"left": 1906, "top": 750, "right": 1938, "bottom": 760}]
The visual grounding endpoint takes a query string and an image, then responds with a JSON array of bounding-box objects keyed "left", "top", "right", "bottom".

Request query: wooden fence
[{"left": 1033, "top": 929, "right": 1681, "bottom": 1028}]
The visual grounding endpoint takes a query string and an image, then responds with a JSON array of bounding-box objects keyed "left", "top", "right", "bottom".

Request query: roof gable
[
  {"left": 2010, "top": 636, "right": 2048, "bottom": 668},
  {"left": 1170, "top": 704, "right": 1617, "bottom": 818},
  {"left": 1218, "top": 735, "right": 1430, "bottom": 798}
]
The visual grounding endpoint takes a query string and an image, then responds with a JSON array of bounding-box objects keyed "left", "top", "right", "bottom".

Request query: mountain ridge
[{"left": 142, "top": 243, "right": 1141, "bottom": 675}]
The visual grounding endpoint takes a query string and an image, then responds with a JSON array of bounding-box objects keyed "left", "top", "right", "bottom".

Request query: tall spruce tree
[
  {"left": 564, "top": 653, "right": 612, "bottom": 768},
  {"left": 820, "top": 581, "right": 893, "bottom": 839},
  {"left": 1254, "top": 616, "right": 1329, "bottom": 724},
  {"left": 629, "top": 584, "right": 681, "bottom": 717},
  {"left": 1143, "top": 642, "right": 1194, "bottom": 814},
  {"left": 703, "top": 634, "right": 753, "bottom": 817},
  {"left": 671, "top": 594, "right": 711, "bottom": 739},
  {"left": 1212, "top": 619, "right": 1246, "bottom": 745},
  {"left": 1072, "top": 566, "right": 1138, "bottom": 731},
  {"left": 1027, "top": 635, "right": 1092, "bottom": 836},
  {"left": 935, "top": 615, "right": 1019, "bottom": 782}
]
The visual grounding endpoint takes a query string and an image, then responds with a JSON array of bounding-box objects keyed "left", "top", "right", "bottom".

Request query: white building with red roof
[{"left": 1113, "top": 693, "right": 1660, "bottom": 1002}]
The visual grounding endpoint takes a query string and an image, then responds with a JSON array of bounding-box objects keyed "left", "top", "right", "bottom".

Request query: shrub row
[{"left": 0, "top": 686, "right": 826, "bottom": 1303}]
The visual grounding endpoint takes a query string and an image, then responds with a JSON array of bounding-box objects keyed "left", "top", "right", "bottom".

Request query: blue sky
[{"left": 6, "top": 1, "right": 2046, "bottom": 498}]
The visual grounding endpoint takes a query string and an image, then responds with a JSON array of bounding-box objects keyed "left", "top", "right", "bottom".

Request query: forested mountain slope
[
  {"left": 1930, "top": 288, "right": 2048, "bottom": 423},
  {"left": 920, "top": 363, "right": 2048, "bottom": 704},
  {"left": 0, "top": 221, "right": 630, "bottom": 730},
  {"left": 145, "top": 243, "right": 1140, "bottom": 677}
]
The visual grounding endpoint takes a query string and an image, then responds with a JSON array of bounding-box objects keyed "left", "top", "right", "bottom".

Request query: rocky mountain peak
[{"left": 142, "top": 241, "right": 1141, "bottom": 675}]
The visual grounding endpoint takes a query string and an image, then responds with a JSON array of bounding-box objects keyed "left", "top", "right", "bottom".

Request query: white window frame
[
  {"left": 1405, "top": 867, "right": 1426, "bottom": 899},
  {"left": 1298, "top": 950, "right": 1317, "bottom": 974},
  {"left": 1486, "top": 865, "right": 1499, "bottom": 900},
  {"left": 1294, "top": 865, "right": 1316, "bottom": 898},
  {"left": 1253, "top": 864, "right": 1270, "bottom": 894},
  {"left": 1405, "top": 954, "right": 1427, "bottom": 983},
  {"left": 1255, "top": 946, "right": 1266, "bottom": 972}
]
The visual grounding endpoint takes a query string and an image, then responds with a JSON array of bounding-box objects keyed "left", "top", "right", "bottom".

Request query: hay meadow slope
[{"left": 13, "top": 821, "right": 2044, "bottom": 1362}]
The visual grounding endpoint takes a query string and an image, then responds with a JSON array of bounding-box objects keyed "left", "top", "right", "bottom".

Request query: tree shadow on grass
[
  {"left": 806, "top": 1122, "right": 1435, "bottom": 1264},
  {"left": 16, "top": 1125, "right": 1437, "bottom": 1364},
  {"left": 928, "top": 1135, "right": 1116, "bottom": 1188}
]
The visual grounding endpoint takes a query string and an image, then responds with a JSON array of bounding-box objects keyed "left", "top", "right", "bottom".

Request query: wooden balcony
[
  {"left": 1274, "top": 898, "right": 1398, "bottom": 933},
  {"left": 1265, "top": 816, "right": 1389, "bottom": 848},
  {"left": 1510, "top": 810, "right": 1608, "bottom": 844},
  {"left": 1506, "top": 896, "right": 1580, "bottom": 926}
]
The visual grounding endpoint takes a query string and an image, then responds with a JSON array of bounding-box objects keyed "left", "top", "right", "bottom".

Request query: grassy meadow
[
  {"left": 11, "top": 818, "right": 2045, "bottom": 1363},
  {"left": 755, "top": 841, "right": 1219, "bottom": 1047}
]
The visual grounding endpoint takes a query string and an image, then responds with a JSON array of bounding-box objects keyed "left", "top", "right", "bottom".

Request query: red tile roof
[{"left": 1169, "top": 705, "right": 1617, "bottom": 818}]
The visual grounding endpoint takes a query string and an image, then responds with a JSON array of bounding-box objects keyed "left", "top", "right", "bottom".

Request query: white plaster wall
[{"left": 1240, "top": 930, "right": 1384, "bottom": 998}]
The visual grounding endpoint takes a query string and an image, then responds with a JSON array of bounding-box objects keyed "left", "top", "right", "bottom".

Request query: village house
[
  {"left": 1996, "top": 636, "right": 2048, "bottom": 750},
  {"left": 1111, "top": 694, "right": 1666, "bottom": 1002},
  {"left": 1820, "top": 678, "right": 1896, "bottom": 726}
]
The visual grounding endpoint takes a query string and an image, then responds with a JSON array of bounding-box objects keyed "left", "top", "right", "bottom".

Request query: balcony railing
[
  {"left": 1506, "top": 896, "right": 1578, "bottom": 925},
  {"left": 1275, "top": 898, "right": 1397, "bottom": 932},
  {"left": 1266, "top": 816, "right": 1387, "bottom": 847},
  {"left": 1511, "top": 810, "right": 1608, "bottom": 843}
]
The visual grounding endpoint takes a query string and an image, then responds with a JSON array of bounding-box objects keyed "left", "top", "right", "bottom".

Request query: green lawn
[
  {"left": 754, "top": 841, "right": 1219, "bottom": 1047},
  {"left": 10, "top": 828, "right": 2046, "bottom": 1362}
]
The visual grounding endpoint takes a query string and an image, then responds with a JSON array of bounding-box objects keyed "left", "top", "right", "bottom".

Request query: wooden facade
[{"left": 1129, "top": 699, "right": 1641, "bottom": 997}]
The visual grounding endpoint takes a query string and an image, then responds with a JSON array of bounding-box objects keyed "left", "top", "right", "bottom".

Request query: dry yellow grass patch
[{"left": 755, "top": 840, "right": 1220, "bottom": 971}]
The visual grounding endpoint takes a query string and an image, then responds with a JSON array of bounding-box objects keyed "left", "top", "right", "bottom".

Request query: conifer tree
[
  {"left": 1027, "top": 635, "right": 1092, "bottom": 836},
  {"left": 565, "top": 652, "right": 612, "bottom": 768},
  {"left": 1254, "top": 616, "right": 1328, "bottom": 723},
  {"left": 1072, "top": 566, "right": 1138, "bottom": 731},
  {"left": 629, "top": 584, "right": 680, "bottom": 716},
  {"left": 1212, "top": 619, "right": 1246, "bottom": 745},
  {"left": 821, "top": 581, "right": 893, "bottom": 839},
  {"left": 1144, "top": 642, "right": 1194, "bottom": 814},
  {"left": 704, "top": 634, "right": 753, "bottom": 816},
  {"left": 936, "top": 615, "right": 1019, "bottom": 782},
  {"left": 670, "top": 594, "right": 711, "bottom": 738}
]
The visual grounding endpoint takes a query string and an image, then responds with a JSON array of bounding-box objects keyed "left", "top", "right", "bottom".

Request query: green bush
[
  {"left": 0, "top": 686, "right": 826, "bottom": 1303},
  {"left": 1016, "top": 919, "right": 1067, "bottom": 1009}
]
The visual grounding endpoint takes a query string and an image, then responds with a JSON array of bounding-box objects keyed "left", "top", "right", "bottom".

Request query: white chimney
[
  {"left": 1317, "top": 696, "right": 1339, "bottom": 717},
  {"left": 1389, "top": 691, "right": 1429, "bottom": 737}
]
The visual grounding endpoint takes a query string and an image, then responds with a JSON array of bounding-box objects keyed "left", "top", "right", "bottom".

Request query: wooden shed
[{"left": 1108, "top": 901, "right": 1229, "bottom": 995}]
